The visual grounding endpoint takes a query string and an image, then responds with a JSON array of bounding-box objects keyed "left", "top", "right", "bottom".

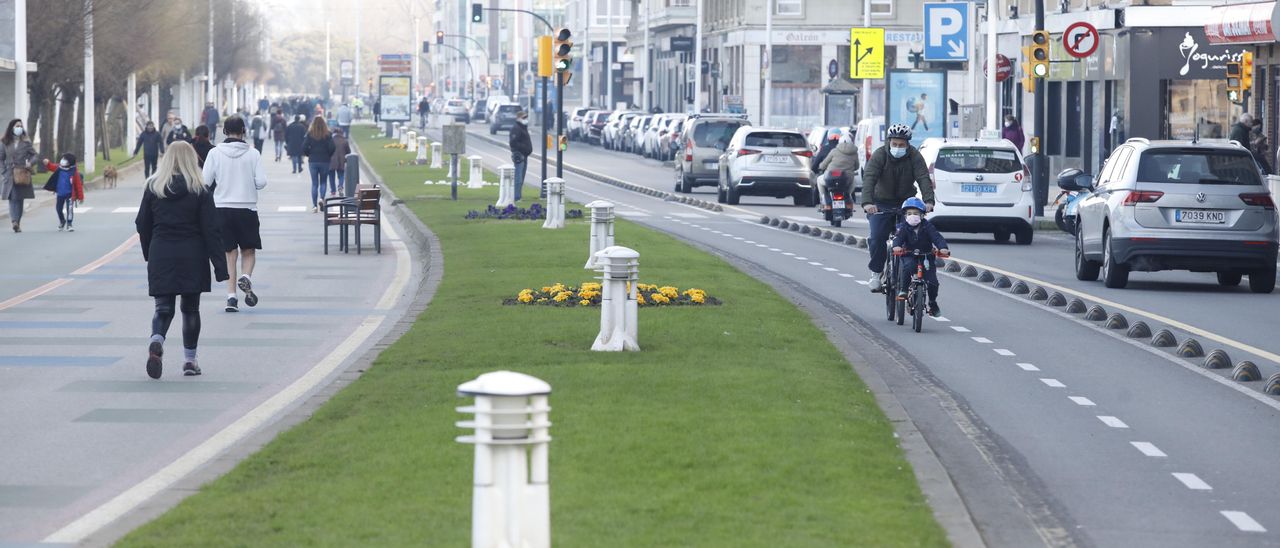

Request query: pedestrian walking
[
  {"left": 270, "top": 111, "right": 287, "bottom": 162},
  {"left": 2, "top": 119, "right": 37, "bottom": 233},
  {"left": 285, "top": 115, "right": 307, "bottom": 174},
  {"left": 201, "top": 116, "right": 267, "bottom": 313},
  {"left": 417, "top": 97, "right": 430, "bottom": 129},
  {"left": 373, "top": 98, "right": 381, "bottom": 123},
  {"left": 135, "top": 141, "right": 229, "bottom": 379},
  {"left": 134, "top": 121, "right": 164, "bottom": 178},
  {"left": 508, "top": 110, "right": 533, "bottom": 202},
  {"left": 1230, "top": 113, "right": 1253, "bottom": 146},
  {"left": 257, "top": 96, "right": 270, "bottom": 114},
  {"left": 1249, "top": 119, "right": 1272, "bottom": 175},
  {"left": 329, "top": 127, "right": 351, "bottom": 197},
  {"left": 166, "top": 119, "right": 192, "bottom": 146},
  {"left": 1002, "top": 115, "right": 1026, "bottom": 153},
  {"left": 250, "top": 111, "right": 267, "bottom": 153},
  {"left": 303, "top": 116, "right": 336, "bottom": 212},
  {"left": 192, "top": 125, "right": 215, "bottom": 167},
  {"left": 336, "top": 102, "right": 353, "bottom": 137},
  {"left": 201, "top": 102, "right": 220, "bottom": 141},
  {"left": 41, "top": 154, "right": 85, "bottom": 232}
]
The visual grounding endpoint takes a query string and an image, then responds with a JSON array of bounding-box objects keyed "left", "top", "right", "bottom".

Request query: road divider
[
  {"left": 1105, "top": 313, "right": 1128, "bottom": 330},
  {"left": 1177, "top": 338, "right": 1205, "bottom": 358},
  {"left": 1084, "top": 305, "right": 1107, "bottom": 321},
  {"left": 1066, "top": 299, "right": 1087, "bottom": 314},
  {"left": 1202, "top": 349, "right": 1231, "bottom": 370},
  {"left": 1151, "top": 329, "right": 1177, "bottom": 348},
  {"left": 1126, "top": 321, "right": 1151, "bottom": 339},
  {"left": 1233, "top": 361, "right": 1261, "bottom": 382}
]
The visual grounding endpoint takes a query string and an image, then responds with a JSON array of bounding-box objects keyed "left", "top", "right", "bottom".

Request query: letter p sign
[{"left": 923, "top": 2, "right": 969, "bottom": 61}]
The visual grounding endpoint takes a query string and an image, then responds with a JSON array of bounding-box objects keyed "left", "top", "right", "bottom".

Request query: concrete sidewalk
[{"left": 0, "top": 136, "right": 423, "bottom": 545}]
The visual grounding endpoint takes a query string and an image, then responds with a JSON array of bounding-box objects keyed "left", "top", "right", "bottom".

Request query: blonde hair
[
  {"left": 146, "top": 141, "right": 206, "bottom": 198},
  {"left": 308, "top": 115, "right": 331, "bottom": 140}
]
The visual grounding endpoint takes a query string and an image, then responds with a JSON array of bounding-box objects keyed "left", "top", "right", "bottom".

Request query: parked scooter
[
  {"left": 820, "top": 170, "right": 855, "bottom": 227},
  {"left": 1053, "top": 168, "right": 1094, "bottom": 235}
]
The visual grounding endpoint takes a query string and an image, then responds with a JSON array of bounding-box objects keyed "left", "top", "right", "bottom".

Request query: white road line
[
  {"left": 616, "top": 210, "right": 650, "bottom": 217},
  {"left": 743, "top": 240, "right": 756, "bottom": 244},
  {"left": 755, "top": 244, "right": 768, "bottom": 248},
  {"left": 1016, "top": 363, "right": 1040, "bottom": 371},
  {"left": 277, "top": 206, "right": 309, "bottom": 212},
  {"left": 1131, "top": 441, "right": 1167, "bottom": 457},
  {"left": 796, "top": 257, "right": 809, "bottom": 261},
  {"left": 728, "top": 214, "right": 759, "bottom": 220},
  {"left": 1040, "top": 378, "right": 1066, "bottom": 388},
  {"left": 808, "top": 261, "right": 823, "bottom": 266},
  {"left": 1172, "top": 473, "right": 1212, "bottom": 490},
  {"left": 1221, "top": 511, "right": 1267, "bottom": 532},
  {"left": 733, "top": 237, "right": 744, "bottom": 240},
  {"left": 951, "top": 326, "right": 971, "bottom": 333},
  {"left": 782, "top": 252, "right": 795, "bottom": 256},
  {"left": 823, "top": 267, "right": 839, "bottom": 272},
  {"left": 852, "top": 277, "right": 867, "bottom": 282},
  {"left": 1097, "top": 416, "right": 1129, "bottom": 428},
  {"left": 75, "top": 207, "right": 93, "bottom": 213},
  {"left": 699, "top": 227, "right": 711, "bottom": 231},
  {"left": 111, "top": 206, "right": 139, "bottom": 214},
  {"left": 994, "top": 348, "right": 1016, "bottom": 356},
  {"left": 768, "top": 248, "right": 781, "bottom": 252},
  {"left": 1069, "top": 396, "right": 1097, "bottom": 407},
  {"left": 971, "top": 337, "right": 992, "bottom": 344},
  {"left": 711, "top": 230, "right": 723, "bottom": 234},
  {"left": 671, "top": 212, "right": 707, "bottom": 219},
  {"left": 931, "top": 316, "right": 950, "bottom": 322}
]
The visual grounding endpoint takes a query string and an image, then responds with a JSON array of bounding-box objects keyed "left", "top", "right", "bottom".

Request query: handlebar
[{"left": 892, "top": 249, "right": 949, "bottom": 258}]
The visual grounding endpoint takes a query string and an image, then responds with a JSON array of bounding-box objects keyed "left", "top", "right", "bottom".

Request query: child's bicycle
[{"left": 894, "top": 248, "right": 943, "bottom": 333}]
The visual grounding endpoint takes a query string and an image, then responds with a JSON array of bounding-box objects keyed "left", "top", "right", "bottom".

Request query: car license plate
[
  {"left": 961, "top": 184, "right": 998, "bottom": 193},
  {"left": 1175, "top": 209, "right": 1226, "bottom": 224},
  {"left": 762, "top": 155, "right": 790, "bottom": 165},
  {"left": 833, "top": 199, "right": 845, "bottom": 208},
  {"left": 703, "top": 160, "right": 719, "bottom": 169}
]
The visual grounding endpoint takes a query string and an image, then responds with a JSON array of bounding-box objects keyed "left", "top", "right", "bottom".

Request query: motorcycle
[
  {"left": 820, "top": 170, "right": 855, "bottom": 227},
  {"left": 1053, "top": 168, "right": 1094, "bottom": 235}
]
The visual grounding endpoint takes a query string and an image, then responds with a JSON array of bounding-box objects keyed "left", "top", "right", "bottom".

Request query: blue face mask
[{"left": 890, "top": 146, "right": 907, "bottom": 159}]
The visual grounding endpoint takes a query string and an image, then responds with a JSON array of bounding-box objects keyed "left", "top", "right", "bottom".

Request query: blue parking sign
[{"left": 923, "top": 3, "right": 969, "bottom": 61}]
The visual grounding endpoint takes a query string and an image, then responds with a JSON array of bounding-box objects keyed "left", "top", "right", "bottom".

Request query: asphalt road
[
  {"left": 453, "top": 121, "right": 1280, "bottom": 547},
  {"left": 0, "top": 141, "right": 419, "bottom": 545}
]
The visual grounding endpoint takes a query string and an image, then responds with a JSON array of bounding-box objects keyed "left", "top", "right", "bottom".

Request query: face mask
[
  {"left": 1004, "top": 121, "right": 1012, "bottom": 127},
  {"left": 13, "top": 127, "right": 23, "bottom": 136},
  {"left": 905, "top": 214, "right": 922, "bottom": 226},
  {"left": 890, "top": 146, "right": 907, "bottom": 159},
  {"left": 517, "top": 118, "right": 527, "bottom": 125},
  {"left": 59, "top": 160, "right": 70, "bottom": 168}
]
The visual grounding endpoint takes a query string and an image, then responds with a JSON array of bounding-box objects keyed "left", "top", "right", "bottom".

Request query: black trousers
[
  {"left": 152, "top": 294, "right": 201, "bottom": 350},
  {"left": 143, "top": 154, "right": 158, "bottom": 178}
]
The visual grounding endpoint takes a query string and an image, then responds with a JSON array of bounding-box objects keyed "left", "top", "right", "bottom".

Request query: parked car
[
  {"left": 715, "top": 127, "right": 814, "bottom": 206},
  {"left": 659, "top": 116, "right": 688, "bottom": 162},
  {"left": 484, "top": 95, "right": 511, "bottom": 123},
  {"left": 444, "top": 99, "right": 470, "bottom": 123},
  {"left": 642, "top": 114, "right": 672, "bottom": 158},
  {"left": 489, "top": 103, "right": 522, "bottom": 134},
  {"left": 586, "top": 111, "right": 612, "bottom": 145},
  {"left": 917, "top": 138, "right": 1036, "bottom": 245},
  {"left": 603, "top": 112, "right": 639, "bottom": 150},
  {"left": 468, "top": 99, "right": 488, "bottom": 124},
  {"left": 568, "top": 107, "right": 592, "bottom": 141},
  {"left": 674, "top": 113, "right": 751, "bottom": 193},
  {"left": 1074, "top": 138, "right": 1277, "bottom": 292},
  {"left": 625, "top": 115, "right": 652, "bottom": 154},
  {"left": 852, "top": 116, "right": 885, "bottom": 191}
]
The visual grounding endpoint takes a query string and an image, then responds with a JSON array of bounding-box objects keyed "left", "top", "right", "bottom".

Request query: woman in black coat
[{"left": 134, "top": 141, "right": 229, "bottom": 379}]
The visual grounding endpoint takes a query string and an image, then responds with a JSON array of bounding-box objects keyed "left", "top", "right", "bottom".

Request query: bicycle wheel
[
  {"left": 912, "top": 286, "right": 925, "bottom": 333},
  {"left": 884, "top": 255, "right": 897, "bottom": 321}
]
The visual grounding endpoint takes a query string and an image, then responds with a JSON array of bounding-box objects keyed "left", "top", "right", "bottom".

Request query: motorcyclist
[
  {"left": 811, "top": 129, "right": 842, "bottom": 174},
  {"left": 816, "top": 131, "right": 859, "bottom": 207},
  {"left": 861, "top": 123, "right": 935, "bottom": 291}
]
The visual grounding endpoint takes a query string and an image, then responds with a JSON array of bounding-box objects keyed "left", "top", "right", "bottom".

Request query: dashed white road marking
[
  {"left": 75, "top": 207, "right": 93, "bottom": 213},
  {"left": 796, "top": 257, "right": 809, "bottom": 261},
  {"left": 994, "top": 348, "right": 1016, "bottom": 356},
  {"left": 1172, "top": 473, "right": 1212, "bottom": 490},
  {"left": 1097, "top": 416, "right": 1128, "bottom": 428},
  {"left": 951, "top": 326, "right": 971, "bottom": 333},
  {"left": 1131, "top": 441, "right": 1167, "bottom": 457},
  {"left": 744, "top": 240, "right": 756, "bottom": 244},
  {"left": 699, "top": 227, "right": 711, "bottom": 231},
  {"left": 671, "top": 212, "right": 707, "bottom": 219},
  {"left": 823, "top": 267, "right": 839, "bottom": 272},
  {"left": 755, "top": 244, "right": 768, "bottom": 248},
  {"left": 931, "top": 316, "right": 950, "bottom": 322},
  {"left": 1221, "top": 511, "right": 1267, "bottom": 532},
  {"left": 729, "top": 214, "right": 760, "bottom": 221},
  {"left": 782, "top": 252, "right": 795, "bottom": 256},
  {"left": 112, "top": 206, "right": 139, "bottom": 214},
  {"left": 616, "top": 210, "right": 651, "bottom": 217},
  {"left": 733, "top": 237, "right": 744, "bottom": 240},
  {"left": 971, "top": 337, "right": 992, "bottom": 344},
  {"left": 1069, "top": 396, "right": 1096, "bottom": 407},
  {"left": 277, "top": 206, "right": 309, "bottom": 212},
  {"left": 1016, "top": 363, "right": 1040, "bottom": 371},
  {"left": 808, "top": 261, "right": 823, "bottom": 266},
  {"left": 711, "top": 230, "right": 723, "bottom": 234},
  {"left": 851, "top": 277, "right": 866, "bottom": 282},
  {"left": 1040, "top": 378, "right": 1066, "bottom": 388},
  {"left": 768, "top": 248, "right": 781, "bottom": 252}
]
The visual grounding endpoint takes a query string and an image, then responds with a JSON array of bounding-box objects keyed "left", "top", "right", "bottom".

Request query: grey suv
[
  {"left": 675, "top": 114, "right": 751, "bottom": 193},
  {"left": 1074, "top": 138, "right": 1278, "bottom": 292}
]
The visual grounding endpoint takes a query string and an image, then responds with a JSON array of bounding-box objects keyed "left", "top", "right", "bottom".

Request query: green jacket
[{"left": 861, "top": 145, "right": 935, "bottom": 206}]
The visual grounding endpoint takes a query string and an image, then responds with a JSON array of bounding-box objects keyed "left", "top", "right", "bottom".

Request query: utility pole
[
  {"left": 414, "top": 16, "right": 420, "bottom": 101},
  {"left": 326, "top": 19, "right": 332, "bottom": 85},
  {"left": 764, "top": 0, "right": 773, "bottom": 126},
  {"left": 14, "top": 0, "right": 26, "bottom": 122},
  {"left": 126, "top": 73, "right": 137, "bottom": 157},
  {"left": 207, "top": 0, "right": 215, "bottom": 104},
  {"left": 355, "top": 0, "right": 362, "bottom": 97},
  {"left": 860, "top": 0, "right": 870, "bottom": 121},
  {"left": 84, "top": 0, "right": 95, "bottom": 173},
  {"left": 606, "top": 0, "right": 613, "bottom": 109},
  {"left": 642, "top": 0, "right": 650, "bottom": 112},
  {"left": 1033, "top": 0, "right": 1047, "bottom": 215},
  {"left": 583, "top": 0, "right": 592, "bottom": 107},
  {"left": 694, "top": 0, "right": 703, "bottom": 112},
  {"left": 986, "top": 3, "right": 998, "bottom": 130}
]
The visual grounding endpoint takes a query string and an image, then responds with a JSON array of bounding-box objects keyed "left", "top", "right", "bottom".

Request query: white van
[
  {"left": 852, "top": 116, "right": 885, "bottom": 191},
  {"left": 917, "top": 138, "right": 1036, "bottom": 245}
]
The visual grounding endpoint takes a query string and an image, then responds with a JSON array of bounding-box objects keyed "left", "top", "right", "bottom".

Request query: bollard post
[
  {"left": 496, "top": 164, "right": 516, "bottom": 208},
  {"left": 541, "top": 178, "right": 566, "bottom": 229},
  {"left": 407, "top": 131, "right": 418, "bottom": 152},
  {"left": 592, "top": 246, "right": 640, "bottom": 351},
  {"left": 467, "top": 155, "right": 485, "bottom": 189},
  {"left": 343, "top": 153, "right": 360, "bottom": 197},
  {"left": 416, "top": 137, "right": 429, "bottom": 165},
  {"left": 456, "top": 371, "right": 552, "bottom": 548},
  {"left": 430, "top": 142, "right": 443, "bottom": 168},
  {"left": 399, "top": 127, "right": 410, "bottom": 147},
  {"left": 583, "top": 201, "right": 616, "bottom": 269}
]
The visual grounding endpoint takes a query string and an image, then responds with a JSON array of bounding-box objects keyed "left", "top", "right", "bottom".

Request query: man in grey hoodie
[{"left": 202, "top": 116, "right": 269, "bottom": 313}]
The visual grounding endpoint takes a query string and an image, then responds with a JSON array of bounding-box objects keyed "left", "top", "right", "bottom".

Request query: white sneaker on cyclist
[{"left": 868, "top": 275, "right": 883, "bottom": 292}]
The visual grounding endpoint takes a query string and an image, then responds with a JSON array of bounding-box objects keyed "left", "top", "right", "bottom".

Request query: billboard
[
  {"left": 339, "top": 60, "right": 354, "bottom": 86},
  {"left": 884, "top": 69, "right": 947, "bottom": 146},
  {"left": 379, "top": 75, "right": 412, "bottom": 122}
]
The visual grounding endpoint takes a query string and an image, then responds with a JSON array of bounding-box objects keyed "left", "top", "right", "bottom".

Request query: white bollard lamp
[
  {"left": 416, "top": 137, "right": 429, "bottom": 165},
  {"left": 430, "top": 142, "right": 443, "bottom": 168},
  {"left": 583, "top": 200, "right": 616, "bottom": 269},
  {"left": 591, "top": 246, "right": 640, "bottom": 351},
  {"left": 541, "top": 178, "right": 566, "bottom": 229},
  {"left": 496, "top": 164, "right": 516, "bottom": 208},
  {"left": 467, "top": 155, "right": 485, "bottom": 189}
]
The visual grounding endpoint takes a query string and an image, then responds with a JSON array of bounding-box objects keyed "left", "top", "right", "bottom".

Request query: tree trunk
[
  {"left": 97, "top": 99, "right": 110, "bottom": 162},
  {"left": 38, "top": 96, "right": 55, "bottom": 164},
  {"left": 56, "top": 87, "right": 78, "bottom": 159}
]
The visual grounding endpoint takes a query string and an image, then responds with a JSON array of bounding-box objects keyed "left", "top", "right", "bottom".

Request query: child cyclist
[{"left": 892, "top": 197, "right": 951, "bottom": 317}]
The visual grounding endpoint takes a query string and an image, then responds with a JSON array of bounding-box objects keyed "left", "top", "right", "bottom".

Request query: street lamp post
[
  {"left": 764, "top": 0, "right": 773, "bottom": 126},
  {"left": 694, "top": 0, "right": 703, "bottom": 112},
  {"left": 14, "top": 0, "right": 26, "bottom": 122},
  {"left": 606, "top": 0, "right": 613, "bottom": 109},
  {"left": 84, "top": 0, "right": 95, "bottom": 173}
]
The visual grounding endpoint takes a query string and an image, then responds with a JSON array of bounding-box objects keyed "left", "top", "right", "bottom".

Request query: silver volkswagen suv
[{"left": 1074, "top": 138, "right": 1278, "bottom": 292}]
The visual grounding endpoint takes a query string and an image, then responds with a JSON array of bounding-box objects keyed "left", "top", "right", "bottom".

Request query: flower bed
[
  {"left": 504, "top": 283, "right": 720, "bottom": 307},
  {"left": 465, "top": 203, "right": 585, "bottom": 221}
]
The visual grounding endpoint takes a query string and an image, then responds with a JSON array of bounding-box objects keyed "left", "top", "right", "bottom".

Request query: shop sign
[
  {"left": 1203, "top": 2, "right": 1277, "bottom": 44},
  {"left": 670, "top": 36, "right": 694, "bottom": 52},
  {"left": 1163, "top": 28, "right": 1248, "bottom": 79}
]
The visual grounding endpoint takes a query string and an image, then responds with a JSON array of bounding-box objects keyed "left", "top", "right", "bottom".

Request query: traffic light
[
  {"left": 1019, "top": 44, "right": 1037, "bottom": 94},
  {"left": 1029, "top": 31, "right": 1050, "bottom": 78},
  {"left": 537, "top": 35, "right": 553, "bottom": 78},
  {"left": 553, "top": 28, "right": 573, "bottom": 73},
  {"left": 422, "top": 41, "right": 430, "bottom": 54},
  {"left": 1241, "top": 51, "right": 1255, "bottom": 94},
  {"left": 436, "top": 31, "right": 444, "bottom": 45},
  {"left": 471, "top": 3, "right": 483, "bottom": 23},
  {"left": 1226, "top": 60, "right": 1243, "bottom": 104}
]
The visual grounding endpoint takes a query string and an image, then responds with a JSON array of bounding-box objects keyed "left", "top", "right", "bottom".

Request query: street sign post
[
  {"left": 923, "top": 3, "right": 969, "bottom": 62},
  {"left": 848, "top": 27, "right": 885, "bottom": 79},
  {"left": 1062, "top": 22, "right": 1099, "bottom": 59}
]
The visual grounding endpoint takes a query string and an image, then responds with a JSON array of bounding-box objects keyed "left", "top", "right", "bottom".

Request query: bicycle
[
  {"left": 894, "top": 249, "right": 942, "bottom": 333},
  {"left": 869, "top": 207, "right": 903, "bottom": 322}
]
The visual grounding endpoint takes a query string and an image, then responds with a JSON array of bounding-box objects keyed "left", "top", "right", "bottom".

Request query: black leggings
[{"left": 152, "top": 294, "right": 201, "bottom": 349}]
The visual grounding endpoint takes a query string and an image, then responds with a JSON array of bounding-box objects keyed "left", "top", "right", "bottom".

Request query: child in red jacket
[{"left": 42, "top": 153, "right": 85, "bottom": 232}]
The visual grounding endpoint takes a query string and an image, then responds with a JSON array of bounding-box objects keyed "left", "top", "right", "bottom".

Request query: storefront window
[
  {"left": 1167, "top": 79, "right": 1240, "bottom": 140},
  {"left": 769, "top": 45, "right": 822, "bottom": 128}
]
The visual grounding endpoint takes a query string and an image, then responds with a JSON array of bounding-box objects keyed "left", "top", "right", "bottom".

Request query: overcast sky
[{"left": 258, "top": 0, "right": 429, "bottom": 51}]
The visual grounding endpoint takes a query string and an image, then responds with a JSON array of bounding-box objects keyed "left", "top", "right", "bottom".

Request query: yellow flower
[
  {"left": 636, "top": 293, "right": 646, "bottom": 305},
  {"left": 578, "top": 290, "right": 600, "bottom": 300},
  {"left": 580, "top": 299, "right": 591, "bottom": 306},
  {"left": 650, "top": 293, "right": 670, "bottom": 304},
  {"left": 580, "top": 282, "right": 601, "bottom": 292},
  {"left": 518, "top": 294, "right": 533, "bottom": 303},
  {"left": 553, "top": 292, "right": 572, "bottom": 302},
  {"left": 659, "top": 286, "right": 679, "bottom": 299},
  {"left": 690, "top": 294, "right": 705, "bottom": 304},
  {"left": 537, "top": 297, "right": 549, "bottom": 303},
  {"left": 541, "top": 286, "right": 553, "bottom": 293},
  {"left": 550, "top": 283, "right": 567, "bottom": 294}
]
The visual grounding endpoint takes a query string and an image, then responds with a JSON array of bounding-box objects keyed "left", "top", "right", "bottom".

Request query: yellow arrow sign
[{"left": 849, "top": 28, "right": 885, "bottom": 79}]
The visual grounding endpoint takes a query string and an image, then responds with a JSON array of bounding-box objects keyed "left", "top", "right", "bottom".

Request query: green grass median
[{"left": 118, "top": 127, "right": 947, "bottom": 547}]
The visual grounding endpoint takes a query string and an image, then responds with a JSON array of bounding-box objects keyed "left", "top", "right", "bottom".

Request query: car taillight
[
  {"left": 685, "top": 140, "right": 693, "bottom": 162},
  {"left": 1122, "top": 190, "right": 1164, "bottom": 205},
  {"left": 792, "top": 149, "right": 812, "bottom": 158},
  {"left": 738, "top": 148, "right": 761, "bottom": 157},
  {"left": 864, "top": 136, "right": 872, "bottom": 162},
  {"left": 1240, "top": 193, "right": 1276, "bottom": 209}
]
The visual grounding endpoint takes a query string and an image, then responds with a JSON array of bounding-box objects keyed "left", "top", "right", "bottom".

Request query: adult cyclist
[{"left": 861, "top": 123, "right": 935, "bottom": 292}]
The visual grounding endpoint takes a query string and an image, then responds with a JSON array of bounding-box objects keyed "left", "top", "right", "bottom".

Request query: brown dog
[{"left": 102, "top": 165, "right": 118, "bottom": 189}]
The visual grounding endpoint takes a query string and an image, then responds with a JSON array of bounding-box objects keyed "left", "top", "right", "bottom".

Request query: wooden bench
[{"left": 322, "top": 185, "right": 382, "bottom": 254}]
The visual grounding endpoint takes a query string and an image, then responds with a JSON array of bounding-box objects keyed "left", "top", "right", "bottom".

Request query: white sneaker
[{"left": 868, "top": 274, "right": 883, "bottom": 292}]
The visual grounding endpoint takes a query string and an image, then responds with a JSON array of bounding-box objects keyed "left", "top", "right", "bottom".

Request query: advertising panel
[
  {"left": 340, "top": 60, "right": 354, "bottom": 86},
  {"left": 379, "top": 75, "right": 412, "bottom": 122},
  {"left": 884, "top": 69, "right": 947, "bottom": 146}
]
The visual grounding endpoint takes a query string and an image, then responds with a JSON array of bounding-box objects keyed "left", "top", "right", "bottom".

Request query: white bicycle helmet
[{"left": 885, "top": 123, "right": 912, "bottom": 141}]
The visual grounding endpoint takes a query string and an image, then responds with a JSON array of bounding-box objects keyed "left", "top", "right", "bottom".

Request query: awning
[{"left": 1204, "top": 1, "right": 1278, "bottom": 44}]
